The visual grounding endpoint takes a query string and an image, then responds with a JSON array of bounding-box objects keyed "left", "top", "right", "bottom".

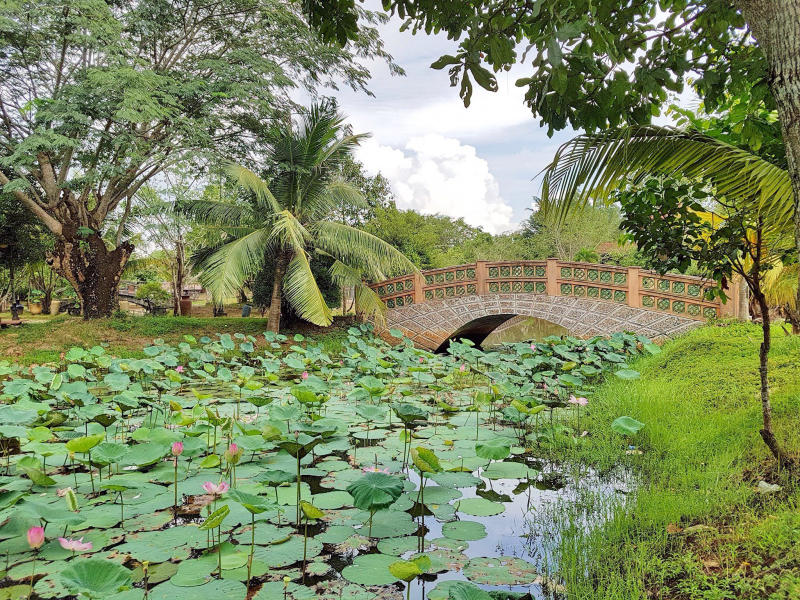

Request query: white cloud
[{"left": 357, "top": 135, "right": 515, "bottom": 234}]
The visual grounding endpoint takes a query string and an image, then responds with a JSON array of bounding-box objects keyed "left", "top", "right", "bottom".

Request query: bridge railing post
[
  {"left": 545, "top": 258, "right": 559, "bottom": 296},
  {"left": 476, "top": 261, "right": 488, "bottom": 294},
  {"left": 413, "top": 272, "right": 425, "bottom": 304},
  {"left": 627, "top": 266, "right": 640, "bottom": 309}
]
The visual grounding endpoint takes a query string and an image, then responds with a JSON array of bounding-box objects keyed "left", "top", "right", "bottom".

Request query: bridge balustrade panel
[{"left": 369, "top": 260, "right": 731, "bottom": 322}]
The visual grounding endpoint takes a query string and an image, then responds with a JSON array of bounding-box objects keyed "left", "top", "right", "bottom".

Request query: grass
[
  {"left": 561, "top": 322, "right": 800, "bottom": 599},
  {"left": 0, "top": 313, "right": 352, "bottom": 364}
]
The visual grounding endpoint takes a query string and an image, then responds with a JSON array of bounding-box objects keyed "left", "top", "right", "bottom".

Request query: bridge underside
[{"left": 379, "top": 293, "right": 702, "bottom": 351}]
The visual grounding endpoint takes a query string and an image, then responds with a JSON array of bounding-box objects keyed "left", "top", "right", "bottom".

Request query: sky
[{"left": 329, "top": 6, "right": 577, "bottom": 235}]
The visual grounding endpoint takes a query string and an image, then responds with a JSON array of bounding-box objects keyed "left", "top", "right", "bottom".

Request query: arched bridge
[{"left": 369, "top": 259, "right": 743, "bottom": 351}]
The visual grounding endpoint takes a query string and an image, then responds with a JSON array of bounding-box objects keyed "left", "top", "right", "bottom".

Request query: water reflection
[{"left": 483, "top": 317, "right": 569, "bottom": 347}]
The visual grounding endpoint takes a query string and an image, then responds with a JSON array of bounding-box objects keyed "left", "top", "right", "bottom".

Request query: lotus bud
[
  {"left": 171, "top": 441, "right": 184, "bottom": 457},
  {"left": 27, "top": 526, "right": 45, "bottom": 549}
]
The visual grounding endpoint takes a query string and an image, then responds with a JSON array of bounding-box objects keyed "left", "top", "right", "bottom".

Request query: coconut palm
[{"left": 183, "top": 103, "right": 414, "bottom": 332}]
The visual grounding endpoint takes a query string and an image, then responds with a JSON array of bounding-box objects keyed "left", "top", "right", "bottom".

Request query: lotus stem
[
  {"left": 173, "top": 459, "right": 178, "bottom": 515},
  {"left": 27, "top": 552, "right": 36, "bottom": 600},
  {"left": 296, "top": 454, "right": 301, "bottom": 528}
]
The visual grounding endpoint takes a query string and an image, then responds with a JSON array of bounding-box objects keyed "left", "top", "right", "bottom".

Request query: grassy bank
[
  {"left": 565, "top": 322, "right": 800, "bottom": 599},
  {"left": 0, "top": 314, "right": 351, "bottom": 364}
]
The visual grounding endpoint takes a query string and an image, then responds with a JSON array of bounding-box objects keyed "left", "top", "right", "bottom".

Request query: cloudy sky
[{"left": 329, "top": 6, "right": 577, "bottom": 234}]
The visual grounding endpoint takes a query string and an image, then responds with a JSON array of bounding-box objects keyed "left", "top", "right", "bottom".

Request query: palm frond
[
  {"left": 195, "top": 229, "right": 272, "bottom": 300},
  {"left": 122, "top": 255, "right": 170, "bottom": 279},
  {"left": 282, "top": 250, "right": 333, "bottom": 326},
  {"left": 303, "top": 180, "right": 366, "bottom": 222},
  {"left": 177, "top": 198, "right": 255, "bottom": 227},
  {"left": 313, "top": 221, "right": 417, "bottom": 280},
  {"left": 224, "top": 163, "right": 282, "bottom": 214},
  {"left": 539, "top": 126, "right": 794, "bottom": 227},
  {"left": 269, "top": 210, "right": 311, "bottom": 254},
  {"left": 328, "top": 259, "right": 386, "bottom": 326},
  {"left": 764, "top": 263, "right": 798, "bottom": 309}
]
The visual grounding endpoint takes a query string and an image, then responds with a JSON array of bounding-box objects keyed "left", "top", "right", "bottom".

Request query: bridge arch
[{"left": 369, "top": 259, "right": 743, "bottom": 351}]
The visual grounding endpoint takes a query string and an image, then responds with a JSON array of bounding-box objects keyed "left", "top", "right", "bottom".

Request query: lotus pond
[{"left": 0, "top": 325, "right": 655, "bottom": 599}]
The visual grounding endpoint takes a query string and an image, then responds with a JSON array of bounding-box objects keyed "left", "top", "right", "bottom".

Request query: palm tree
[
  {"left": 538, "top": 125, "right": 798, "bottom": 470},
  {"left": 182, "top": 103, "right": 415, "bottom": 332}
]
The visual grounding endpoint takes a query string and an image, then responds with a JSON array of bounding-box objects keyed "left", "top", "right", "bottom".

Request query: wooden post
[
  {"left": 627, "top": 267, "right": 640, "bottom": 309},
  {"left": 476, "top": 261, "right": 488, "bottom": 294},
  {"left": 413, "top": 272, "right": 425, "bottom": 304},
  {"left": 720, "top": 274, "right": 747, "bottom": 319},
  {"left": 545, "top": 258, "right": 559, "bottom": 296}
]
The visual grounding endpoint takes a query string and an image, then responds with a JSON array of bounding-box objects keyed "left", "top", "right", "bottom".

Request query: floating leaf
[{"left": 60, "top": 558, "right": 132, "bottom": 598}]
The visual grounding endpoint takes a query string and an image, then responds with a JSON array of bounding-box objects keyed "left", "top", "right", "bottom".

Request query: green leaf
[
  {"left": 346, "top": 472, "right": 404, "bottom": 512},
  {"left": 446, "top": 581, "right": 493, "bottom": 600},
  {"left": 60, "top": 559, "right": 132, "bottom": 598},
  {"left": 615, "top": 368, "right": 641, "bottom": 380},
  {"left": 611, "top": 416, "right": 645, "bottom": 435},
  {"left": 475, "top": 436, "right": 511, "bottom": 461},
  {"left": 66, "top": 434, "right": 104, "bottom": 454},
  {"left": 388, "top": 555, "right": 430, "bottom": 582},
  {"left": 410, "top": 447, "right": 443, "bottom": 474},
  {"left": 199, "top": 504, "right": 230, "bottom": 530},
  {"left": 227, "top": 489, "right": 273, "bottom": 514},
  {"left": 299, "top": 500, "right": 325, "bottom": 520}
]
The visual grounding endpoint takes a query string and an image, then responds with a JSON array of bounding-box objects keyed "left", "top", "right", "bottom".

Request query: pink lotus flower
[
  {"left": 176, "top": 365, "right": 184, "bottom": 373},
  {"left": 171, "top": 441, "right": 184, "bottom": 456},
  {"left": 202, "top": 481, "right": 230, "bottom": 496},
  {"left": 419, "top": 357, "right": 424, "bottom": 364},
  {"left": 27, "top": 526, "right": 45, "bottom": 549},
  {"left": 568, "top": 395, "right": 588, "bottom": 406},
  {"left": 224, "top": 443, "right": 241, "bottom": 464},
  {"left": 362, "top": 466, "right": 390, "bottom": 474},
  {"left": 58, "top": 537, "right": 92, "bottom": 552},
  {"left": 301, "top": 371, "right": 309, "bottom": 380},
  {"left": 459, "top": 364, "right": 466, "bottom": 372},
  {"left": 530, "top": 343, "right": 536, "bottom": 351}
]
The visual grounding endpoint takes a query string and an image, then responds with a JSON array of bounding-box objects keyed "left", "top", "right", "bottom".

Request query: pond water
[
  {"left": 393, "top": 463, "right": 629, "bottom": 599},
  {"left": 483, "top": 318, "right": 570, "bottom": 348},
  {"left": 0, "top": 328, "right": 648, "bottom": 600}
]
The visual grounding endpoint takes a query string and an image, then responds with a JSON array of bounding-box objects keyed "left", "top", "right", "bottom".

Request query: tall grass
[{"left": 558, "top": 322, "right": 800, "bottom": 599}]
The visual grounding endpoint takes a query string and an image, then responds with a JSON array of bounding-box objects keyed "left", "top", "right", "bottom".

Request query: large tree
[
  {"left": 326, "top": 0, "right": 800, "bottom": 337},
  {"left": 0, "top": 0, "right": 398, "bottom": 318},
  {"left": 183, "top": 102, "right": 414, "bottom": 332}
]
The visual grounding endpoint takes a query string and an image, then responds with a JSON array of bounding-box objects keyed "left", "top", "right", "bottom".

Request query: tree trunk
[
  {"left": 741, "top": 0, "right": 800, "bottom": 336},
  {"left": 752, "top": 285, "right": 796, "bottom": 470},
  {"left": 173, "top": 239, "right": 185, "bottom": 317},
  {"left": 49, "top": 228, "right": 134, "bottom": 319},
  {"left": 267, "top": 250, "right": 290, "bottom": 333}
]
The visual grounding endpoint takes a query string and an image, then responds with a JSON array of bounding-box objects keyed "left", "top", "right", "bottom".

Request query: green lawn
[
  {"left": 565, "top": 322, "right": 800, "bottom": 599},
  {"left": 0, "top": 314, "right": 351, "bottom": 364}
]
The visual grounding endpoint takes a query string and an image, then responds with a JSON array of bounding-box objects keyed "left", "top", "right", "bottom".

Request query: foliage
[
  {"left": 331, "top": 155, "right": 395, "bottom": 226},
  {"left": 0, "top": 315, "right": 738, "bottom": 598},
  {"left": 521, "top": 205, "right": 622, "bottom": 261},
  {"left": 365, "top": 206, "right": 484, "bottom": 268},
  {"left": 0, "top": 0, "right": 398, "bottom": 315},
  {"left": 251, "top": 252, "right": 340, "bottom": 318},
  {"left": 134, "top": 282, "right": 172, "bottom": 305}
]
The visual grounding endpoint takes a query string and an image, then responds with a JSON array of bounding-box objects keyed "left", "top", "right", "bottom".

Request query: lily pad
[{"left": 455, "top": 497, "right": 505, "bottom": 516}]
